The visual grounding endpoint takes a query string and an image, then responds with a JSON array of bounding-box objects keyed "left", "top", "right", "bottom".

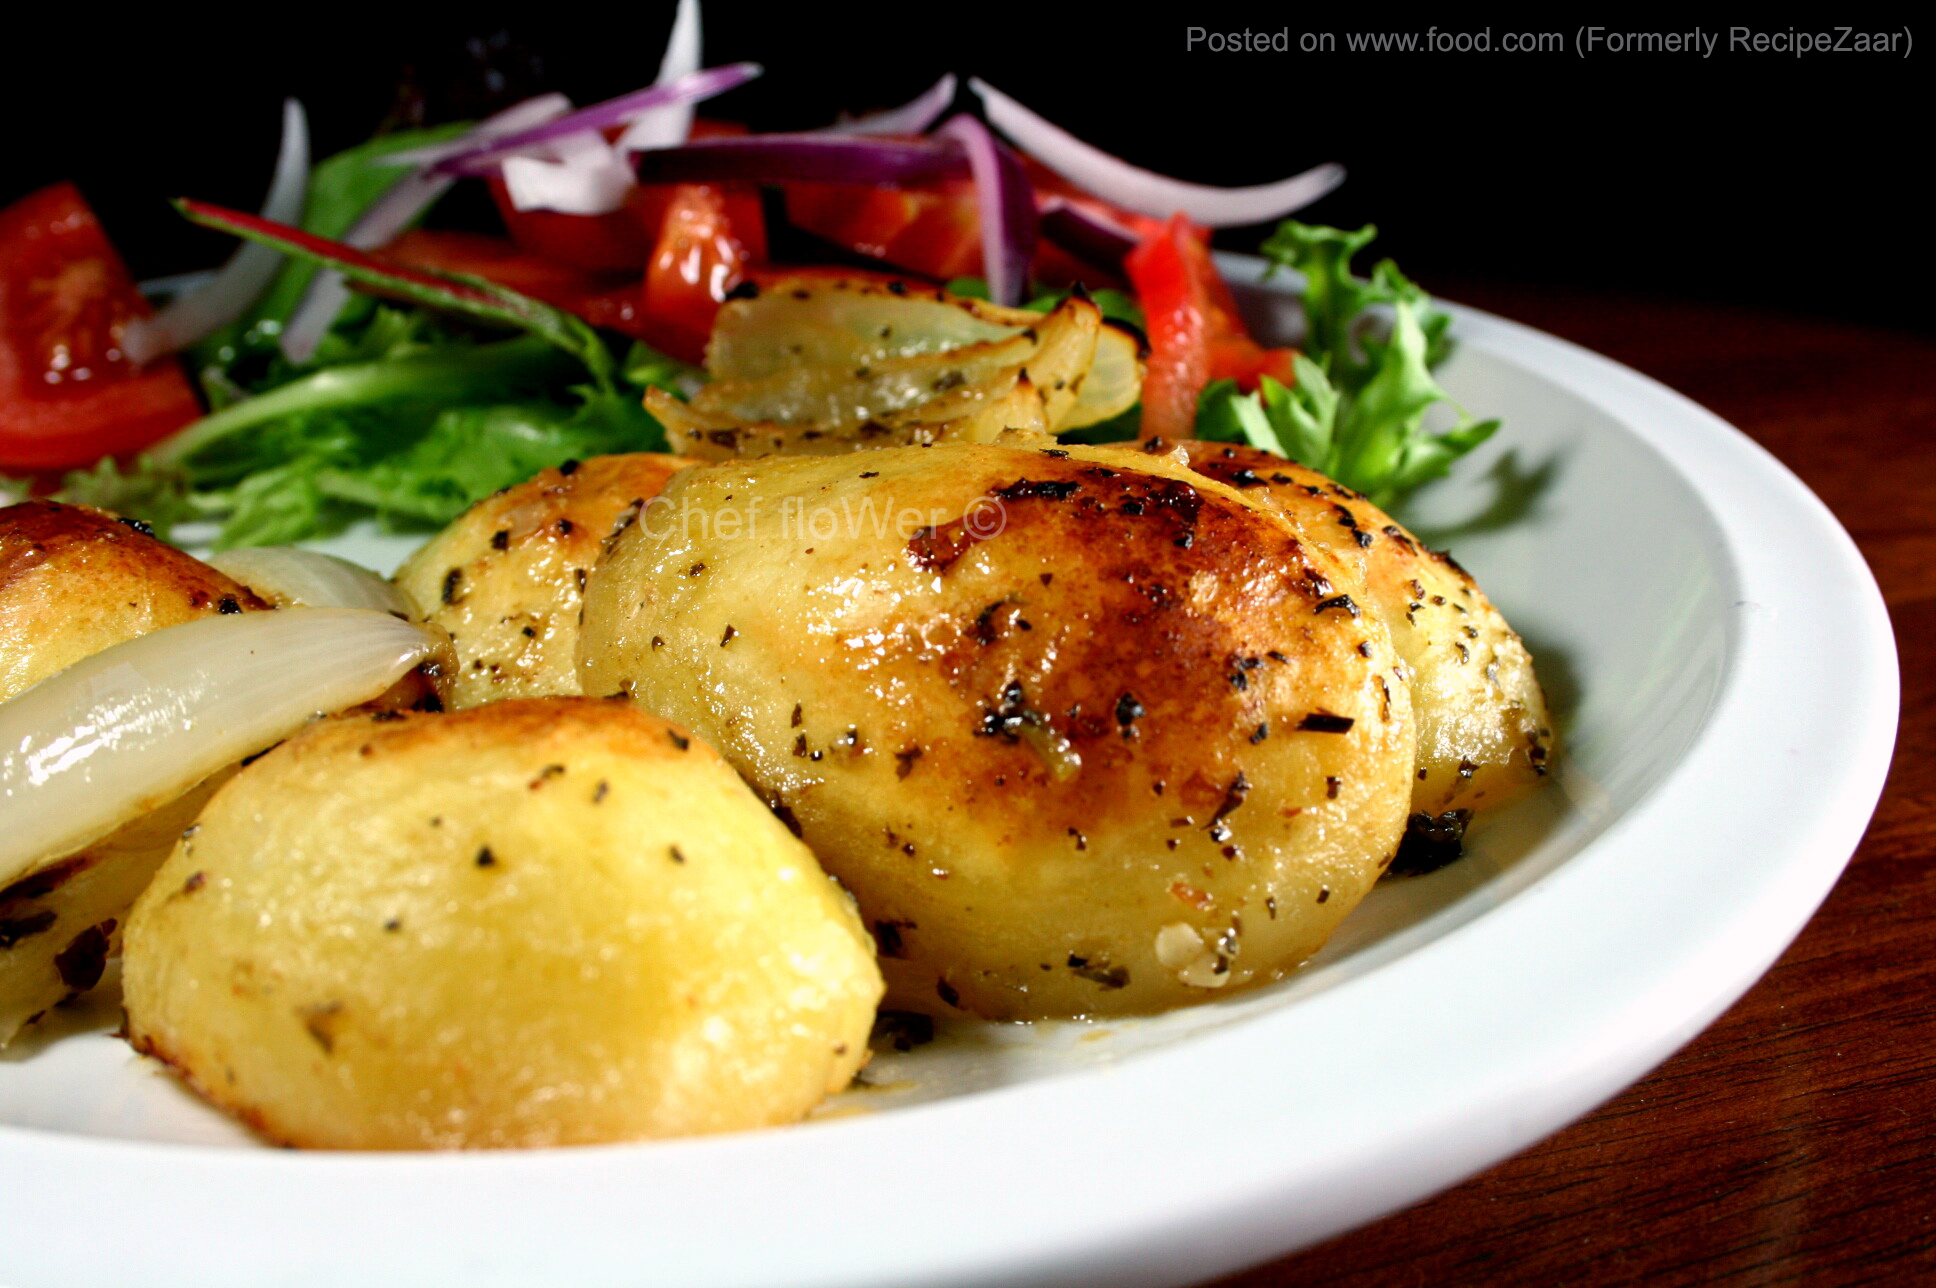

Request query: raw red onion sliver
[
  {"left": 377, "top": 93, "right": 573, "bottom": 169},
  {"left": 1037, "top": 197, "right": 1142, "bottom": 271},
  {"left": 971, "top": 78, "right": 1345, "bottom": 227},
  {"left": 820, "top": 73, "right": 958, "bottom": 136},
  {"left": 122, "top": 100, "right": 309, "bottom": 365},
  {"left": 501, "top": 132, "right": 635, "bottom": 215},
  {"left": 280, "top": 95, "right": 572, "bottom": 363},
  {"left": 616, "top": 0, "right": 704, "bottom": 151},
  {"left": 632, "top": 134, "right": 968, "bottom": 186},
  {"left": 433, "top": 63, "right": 762, "bottom": 178},
  {"left": 936, "top": 114, "right": 1037, "bottom": 307}
]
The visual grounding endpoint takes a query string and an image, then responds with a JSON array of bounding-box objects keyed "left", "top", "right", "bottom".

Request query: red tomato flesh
[
  {"left": 0, "top": 182, "right": 202, "bottom": 470},
  {"left": 1125, "top": 213, "right": 1300, "bottom": 440}
]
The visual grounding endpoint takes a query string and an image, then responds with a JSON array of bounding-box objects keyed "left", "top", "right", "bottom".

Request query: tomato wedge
[
  {"left": 490, "top": 177, "right": 766, "bottom": 277},
  {"left": 0, "top": 182, "right": 202, "bottom": 470},
  {"left": 636, "top": 183, "right": 761, "bottom": 363},
  {"left": 376, "top": 230, "right": 654, "bottom": 339},
  {"left": 784, "top": 179, "right": 984, "bottom": 282},
  {"left": 1124, "top": 213, "right": 1299, "bottom": 440}
]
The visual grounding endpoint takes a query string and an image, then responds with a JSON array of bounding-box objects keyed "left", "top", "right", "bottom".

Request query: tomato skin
[
  {"left": 490, "top": 176, "right": 669, "bottom": 272},
  {"left": 1123, "top": 215, "right": 1213, "bottom": 442},
  {"left": 1125, "top": 213, "right": 1300, "bottom": 439},
  {"left": 636, "top": 184, "right": 758, "bottom": 363},
  {"left": 490, "top": 176, "right": 766, "bottom": 277},
  {"left": 0, "top": 182, "right": 202, "bottom": 469},
  {"left": 378, "top": 230, "right": 654, "bottom": 339}
]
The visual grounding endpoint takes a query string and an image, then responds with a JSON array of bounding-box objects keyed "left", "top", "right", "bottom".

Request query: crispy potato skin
[
  {"left": 0, "top": 500, "right": 269, "bottom": 703},
  {"left": 393, "top": 454, "right": 692, "bottom": 708},
  {"left": 579, "top": 444, "right": 1414, "bottom": 1019},
  {"left": 1182, "top": 443, "right": 1554, "bottom": 815},
  {"left": 122, "top": 698, "right": 882, "bottom": 1149},
  {"left": 0, "top": 776, "right": 223, "bottom": 1045}
]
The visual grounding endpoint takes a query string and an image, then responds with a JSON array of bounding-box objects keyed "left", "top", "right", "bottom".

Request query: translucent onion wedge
[
  {"left": 0, "top": 608, "right": 443, "bottom": 886},
  {"left": 206, "top": 548, "right": 412, "bottom": 616}
]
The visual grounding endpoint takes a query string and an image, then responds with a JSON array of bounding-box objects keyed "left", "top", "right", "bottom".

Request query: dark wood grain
[{"left": 1213, "top": 286, "right": 1936, "bottom": 1288}]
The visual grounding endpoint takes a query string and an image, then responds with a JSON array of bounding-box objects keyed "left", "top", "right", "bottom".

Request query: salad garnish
[{"left": 7, "top": 33, "right": 1493, "bottom": 542}]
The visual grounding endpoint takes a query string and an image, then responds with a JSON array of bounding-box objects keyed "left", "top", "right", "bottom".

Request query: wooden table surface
[{"left": 1213, "top": 284, "right": 1936, "bottom": 1287}]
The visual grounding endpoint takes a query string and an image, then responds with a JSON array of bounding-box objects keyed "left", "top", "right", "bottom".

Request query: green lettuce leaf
[{"left": 1198, "top": 222, "right": 1496, "bottom": 508}]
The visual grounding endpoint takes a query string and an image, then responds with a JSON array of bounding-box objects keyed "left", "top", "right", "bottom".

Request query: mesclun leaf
[
  {"left": 238, "top": 124, "right": 473, "bottom": 339},
  {"left": 622, "top": 340, "right": 704, "bottom": 396},
  {"left": 172, "top": 200, "right": 616, "bottom": 392},
  {"left": 313, "top": 397, "right": 667, "bottom": 527},
  {"left": 149, "top": 336, "right": 573, "bottom": 469},
  {"left": 1200, "top": 222, "right": 1496, "bottom": 509},
  {"left": 948, "top": 276, "right": 1147, "bottom": 331}
]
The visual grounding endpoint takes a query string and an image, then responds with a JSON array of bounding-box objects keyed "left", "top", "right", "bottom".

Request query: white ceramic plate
[{"left": 0, "top": 261, "right": 1897, "bottom": 1288}]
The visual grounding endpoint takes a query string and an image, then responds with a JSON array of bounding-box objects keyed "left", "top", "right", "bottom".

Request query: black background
[{"left": 5, "top": 5, "right": 1925, "bottom": 332}]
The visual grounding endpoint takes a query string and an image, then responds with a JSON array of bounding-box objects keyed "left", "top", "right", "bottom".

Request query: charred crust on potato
[
  {"left": 0, "top": 909, "right": 58, "bottom": 949},
  {"left": 53, "top": 919, "right": 115, "bottom": 991},
  {"left": 1, "top": 855, "right": 90, "bottom": 905},
  {"left": 1066, "top": 954, "right": 1129, "bottom": 990},
  {"left": 1388, "top": 810, "right": 1473, "bottom": 877}
]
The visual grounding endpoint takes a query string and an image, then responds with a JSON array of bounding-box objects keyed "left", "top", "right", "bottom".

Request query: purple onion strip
[
  {"left": 1036, "top": 197, "right": 1142, "bottom": 272},
  {"left": 279, "top": 95, "right": 571, "bottom": 363},
  {"left": 971, "top": 78, "right": 1344, "bottom": 227},
  {"left": 632, "top": 134, "right": 968, "bottom": 187},
  {"left": 936, "top": 114, "right": 1037, "bottom": 307},
  {"left": 433, "top": 63, "right": 762, "bottom": 178},
  {"left": 616, "top": 0, "right": 704, "bottom": 151}
]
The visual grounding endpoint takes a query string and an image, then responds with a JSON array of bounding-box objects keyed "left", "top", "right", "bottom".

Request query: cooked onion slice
[
  {"left": 0, "top": 609, "right": 443, "bottom": 886},
  {"left": 971, "top": 78, "right": 1345, "bottom": 226},
  {"left": 122, "top": 99, "right": 309, "bottom": 364},
  {"left": 206, "top": 548, "right": 412, "bottom": 616}
]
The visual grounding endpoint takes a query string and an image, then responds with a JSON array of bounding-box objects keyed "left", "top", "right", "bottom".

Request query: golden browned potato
[
  {"left": 578, "top": 443, "right": 1414, "bottom": 1019},
  {"left": 1180, "top": 443, "right": 1553, "bottom": 822},
  {"left": 0, "top": 776, "right": 222, "bottom": 1043},
  {"left": 0, "top": 500, "right": 268, "bottom": 703},
  {"left": 122, "top": 697, "right": 882, "bottom": 1149},
  {"left": 0, "top": 500, "right": 271, "bottom": 1042},
  {"left": 393, "top": 454, "right": 692, "bottom": 708}
]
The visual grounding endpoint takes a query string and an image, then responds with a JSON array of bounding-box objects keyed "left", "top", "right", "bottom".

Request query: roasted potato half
[
  {"left": 0, "top": 500, "right": 270, "bottom": 1041},
  {"left": 122, "top": 697, "right": 882, "bottom": 1149},
  {"left": 1182, "top": 442, "right": 1554, "bottom": 819},
  {"left": 393, "top": 454, "right": 692, "bottom": 708},
  {"left": 578, "top": 443, "right": 1415, "bottom": 1019},
  {"left": 0, "top": 500, "right": 268, "bottom": 703}
]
